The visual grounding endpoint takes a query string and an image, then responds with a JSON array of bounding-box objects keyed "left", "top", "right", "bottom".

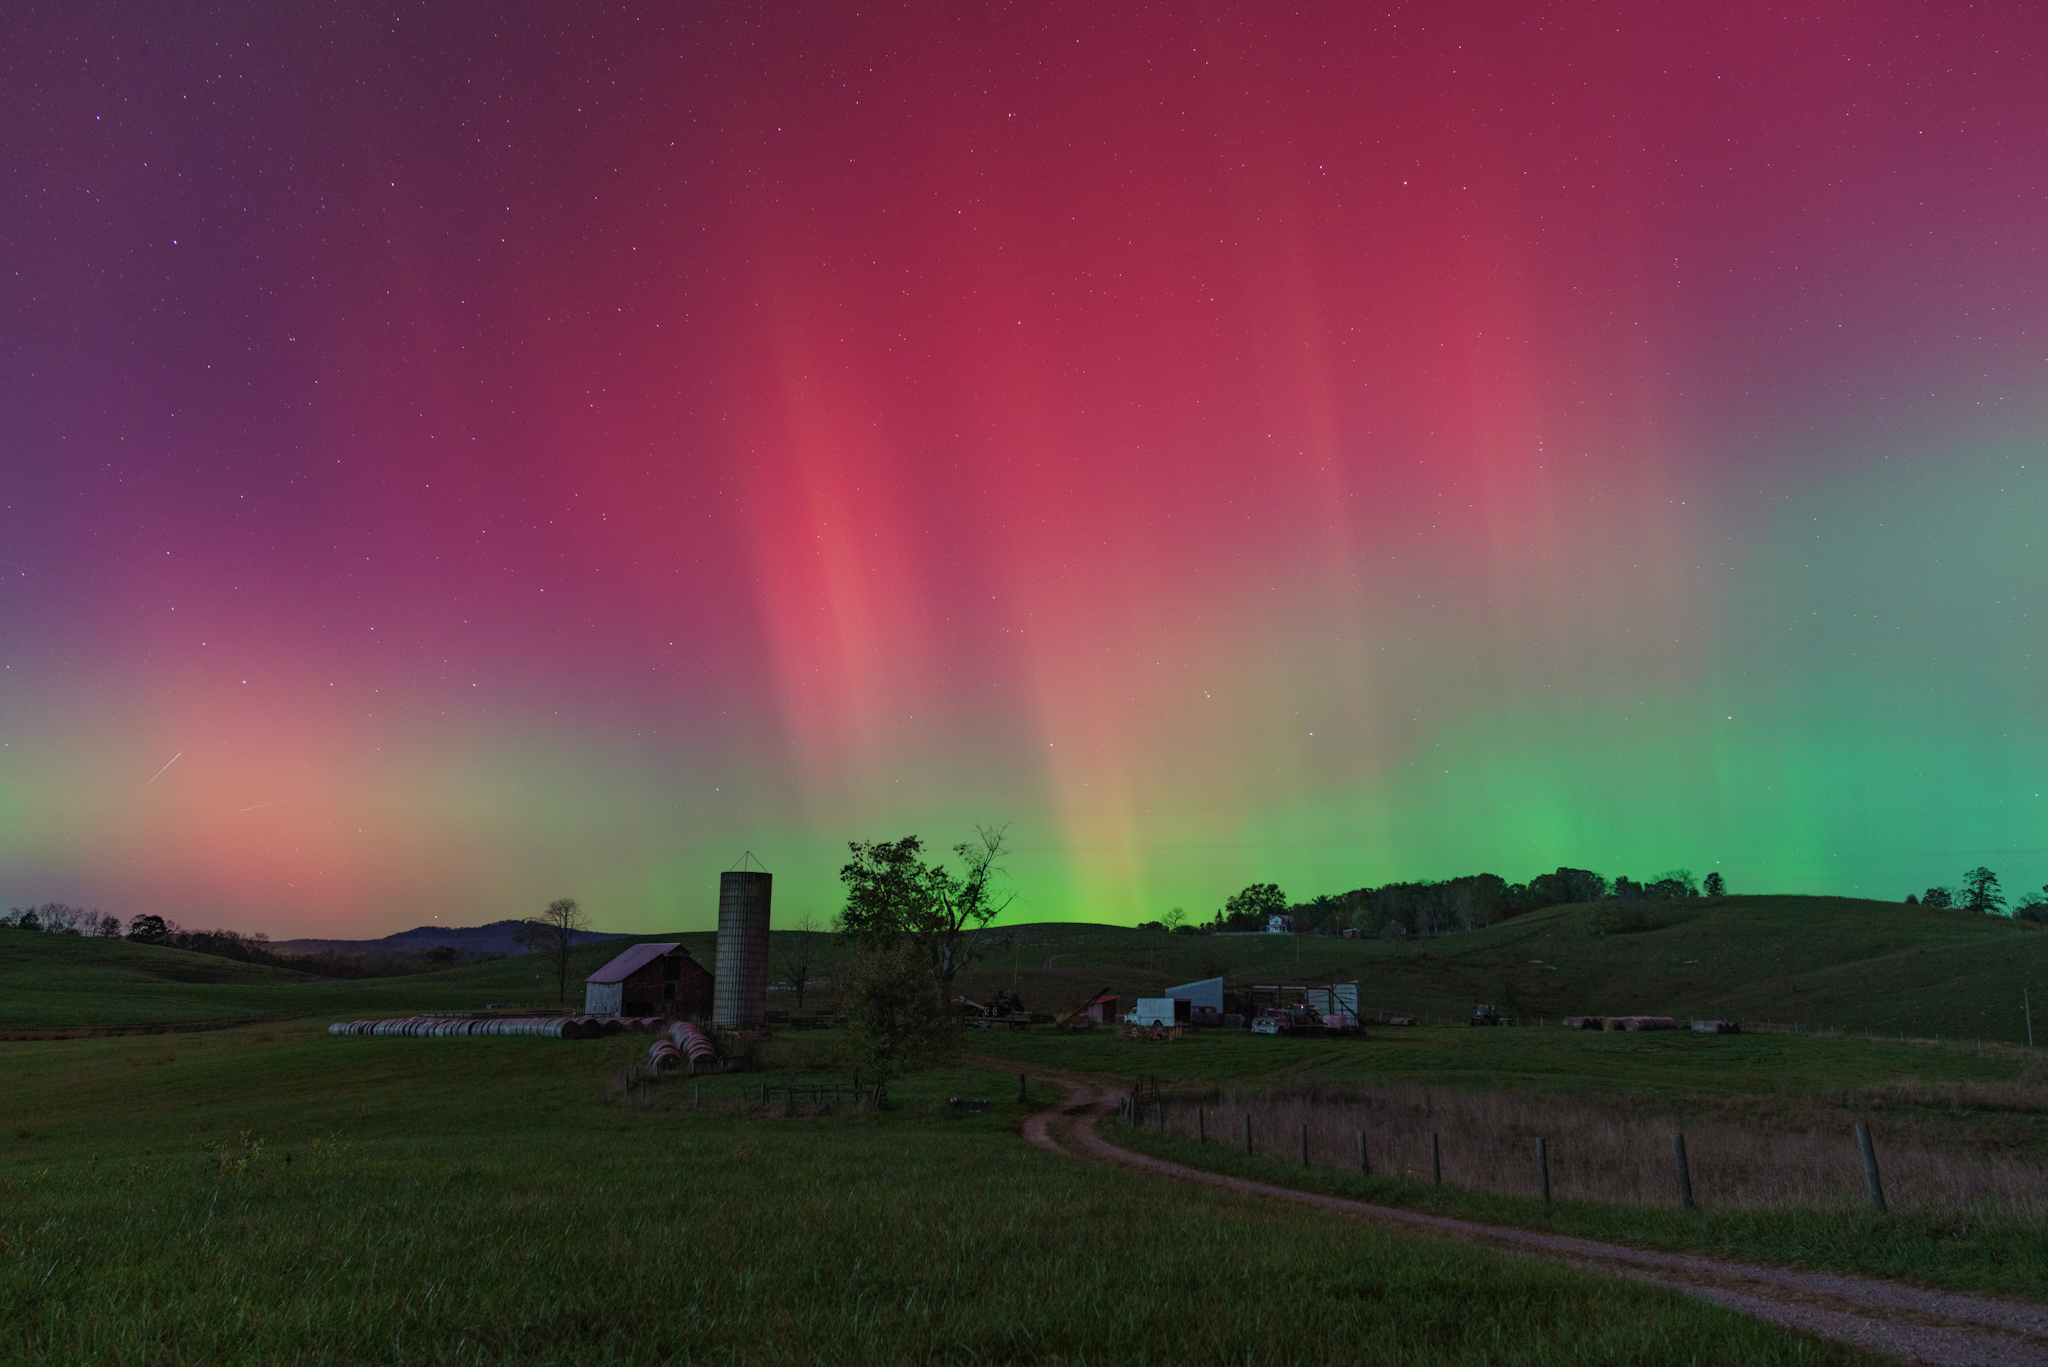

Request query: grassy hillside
[
  {"left": 6, "top": 896, "right": 2045, "bottom": 1042},
  {"left": 0, "top": 928, "right": 713, "bottom": 1031},
  {"left": 954, "top": 896, "right": 2048, "bottom": 1044}
]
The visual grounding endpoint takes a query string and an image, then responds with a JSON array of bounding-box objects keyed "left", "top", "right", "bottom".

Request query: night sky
[{"left": 5, "top": 3, "right": 2046, "bottom": 936}]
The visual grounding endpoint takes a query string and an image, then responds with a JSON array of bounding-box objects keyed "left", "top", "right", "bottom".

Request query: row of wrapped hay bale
[
  {"left": 1560, "top": 1015, "right": 1684, "bottom": 1032},
  {"left": 327, "top": 1015, "right": 672, "bottom": 1039},
  {"left": 647, "top": 1021, "right": 720, "bottom": 1072}
]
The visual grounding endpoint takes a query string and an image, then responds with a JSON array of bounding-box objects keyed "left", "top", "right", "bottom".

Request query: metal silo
[{"left": 713, "top": 867, "right": 772, "bottom": 1027}]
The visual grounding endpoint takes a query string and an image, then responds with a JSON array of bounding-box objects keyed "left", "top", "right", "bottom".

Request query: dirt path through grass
[{"left": 1021, "top": 1077, "right": 2048, "bottom": 1367}]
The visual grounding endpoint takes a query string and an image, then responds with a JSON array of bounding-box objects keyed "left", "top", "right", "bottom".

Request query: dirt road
[{"left": 1022, "top": 1078, "right": 2048, "bottom": 1367}]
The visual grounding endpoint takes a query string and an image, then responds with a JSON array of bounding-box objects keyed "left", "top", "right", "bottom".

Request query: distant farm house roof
[{"left": 587, "top": 943, "right": 685, "bottom": 985}]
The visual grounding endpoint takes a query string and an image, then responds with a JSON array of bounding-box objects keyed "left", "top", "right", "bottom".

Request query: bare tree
[
  {"left": 779, "top": 912, "right": 820, "bottom": 1010},
  {"left": 515, "top": 898, "right": 590, "bottom": 1008},
  {"left": 36, "top": 902, "right": 92, "bottom": 935}
]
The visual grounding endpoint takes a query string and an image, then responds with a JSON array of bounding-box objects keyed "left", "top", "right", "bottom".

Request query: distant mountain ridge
[{"left": 272, "top": 919, "right": 634, "bottom": 957}]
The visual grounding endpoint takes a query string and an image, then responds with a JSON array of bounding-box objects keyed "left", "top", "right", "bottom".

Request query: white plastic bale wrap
[
  {"left": 668, "top": 1021, "right": 718, "bottom": 1065},
  {"left": 326, "top": 1015, "right": 581, "bottom": 1038}
]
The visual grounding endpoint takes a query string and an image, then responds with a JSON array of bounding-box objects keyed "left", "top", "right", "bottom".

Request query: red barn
[{"left": 582, "top": 943, "right": 714, "bottom": 1019}]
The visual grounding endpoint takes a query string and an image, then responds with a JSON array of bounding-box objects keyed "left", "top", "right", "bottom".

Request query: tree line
[
  {"left": 0, "top": 903, "right": 503, "bottom": 978},
  {"left": 1188, "top": 867, "right": 1728, "bottom": 940},
  {"left": 1909, "top": 867, "right": 2048, "bottom": 922}
]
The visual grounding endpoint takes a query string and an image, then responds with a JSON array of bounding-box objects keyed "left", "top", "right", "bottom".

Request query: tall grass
[{"left": 1161, "top": 1083, "right": 2048, "bottom": 1218}]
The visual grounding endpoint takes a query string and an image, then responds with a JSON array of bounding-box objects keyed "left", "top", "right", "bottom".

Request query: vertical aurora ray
[{"left": 2, "top": 3, "right": 2045, "bottom": 933}]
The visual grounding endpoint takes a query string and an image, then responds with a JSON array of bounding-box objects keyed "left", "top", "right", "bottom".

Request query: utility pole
[{"left": 2027, "top": 988, "right": 2035, "bottom": 1049}]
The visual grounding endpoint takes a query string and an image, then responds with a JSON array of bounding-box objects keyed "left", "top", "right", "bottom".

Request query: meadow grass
[
  {"left": 0, "top": 1022, "right": 1877, "bottom": 1365},
  {"left": 1155, "top": 1080, "right": 2048, "bottom": 1218}
]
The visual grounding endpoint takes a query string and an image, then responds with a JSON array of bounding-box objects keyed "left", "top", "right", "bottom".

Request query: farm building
[
  {"left": 1075, "top": 993, "right": 1119, "bottom": 1024},
  {"left": 1244, "top": 980, "right": 1361, "bottom": 1029},
  {"left": 583, "top": 942, "right": 714, "bottom": 1019},
  {"left": 1160, "top": 975, "right": 1224, "bottom": 1024}
]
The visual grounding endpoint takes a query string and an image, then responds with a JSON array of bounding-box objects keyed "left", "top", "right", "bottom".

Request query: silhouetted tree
[
  {"left": 1703, "top": 871, "right": 1726, "bottom": 897},
  {"left": 125, "top": 913, "right": 170, "bottom": 944},
  {"left": 1922, "top": 887, "right": 1953, "bottom": 909},
  {"left": 1212, "top": 883, "right": 1287, "bottom": 931},
  {"left": 779, "top": 912, "right": 820, "bottom": 1009},
  {"left": 32, "top": 902, "right": 92, "bottom": 934},
  {"left": 837, "top": 826, "right": 1013, "bottom": 989},
  {"left": 515, "top": 898, "right": 590, "bottom": 1008},
  {"left": 1962, "top": 867, "right": 2005, "bottom": 914}
]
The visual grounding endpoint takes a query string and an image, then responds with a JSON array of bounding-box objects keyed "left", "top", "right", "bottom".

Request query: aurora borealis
[{"left": 4, "top": 4, "right": 2045, "bottom": 936}]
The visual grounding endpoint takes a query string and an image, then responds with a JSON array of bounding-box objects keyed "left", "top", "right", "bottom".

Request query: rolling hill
[{"left": 5, "top": 897, "right": 2045, "bottom": 1042}]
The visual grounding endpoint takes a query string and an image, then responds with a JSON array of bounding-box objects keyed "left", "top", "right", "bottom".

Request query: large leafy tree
[
  {"left": 837, "top": 826, "right": 1012, "bottom": 989},
  {"left": 839, "top": 941, "right": 954, "bottom": 1081},
  {"left": 125, "top": 913, "right": 171, "bottom": 945}
]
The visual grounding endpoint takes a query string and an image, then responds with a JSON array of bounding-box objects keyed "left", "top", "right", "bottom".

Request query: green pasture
[
  {"left": 0, "top": 1024, "right": 1871, "bottom": 1366},
  {"left": 0, "top": 928, "right": 715, "bottom": 1032},
  {"left": 3, "top": 898, "right": 2044, "bottom": 1357},
  {"left": 953, "top": 896, "right": 2048, "bottom": 1046}
]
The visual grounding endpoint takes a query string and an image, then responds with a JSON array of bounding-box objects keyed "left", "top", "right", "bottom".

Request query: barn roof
[{"left": 586, "top": 942, "right": 686, "bottom": 984}]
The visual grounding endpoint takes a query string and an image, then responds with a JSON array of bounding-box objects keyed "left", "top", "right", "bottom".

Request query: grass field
[
  {"left": 0, "top": 1022, "right": 1878, "bottom": 1366},
  {"left": 3, "top": 904, "right": 2044, "bottom": 1358},
  {"left": 951, "top": 896, "right": 2048, "bottom": 1046}
]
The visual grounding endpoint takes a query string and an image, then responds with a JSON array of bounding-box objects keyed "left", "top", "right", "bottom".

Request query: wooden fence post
[
  {"left": 1019, "top": 1072, "right": 1028, "bottom": 1104},
  {"left": 1672, "top": 1133, "right": 1694, "bottom": 1210},
  {"left": 1155, "top": 1100, "right": 1164, "bottom": 1132},
  {"left": 1430, "top": 1132, "right": 1442, "bottom": 1187},
  {"left": 1856, "top": 1122, "right": 1887, "bottom": 1212},
  {"left": 1358, "top": 1131, "right": 1369, "bottom": 1175},
  {"left": 1537, "top": 1137, "right": 1550, "bottom": 1202}
]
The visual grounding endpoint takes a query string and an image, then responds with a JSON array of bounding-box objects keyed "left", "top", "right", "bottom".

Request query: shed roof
[{"left": 586, "top": 942, "right": 686, "bottom": 985}]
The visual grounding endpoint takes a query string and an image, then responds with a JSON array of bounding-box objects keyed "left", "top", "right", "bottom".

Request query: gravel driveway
[{"left": 1021, "top": 1078, "right": 2048, "bottom": 1367}]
